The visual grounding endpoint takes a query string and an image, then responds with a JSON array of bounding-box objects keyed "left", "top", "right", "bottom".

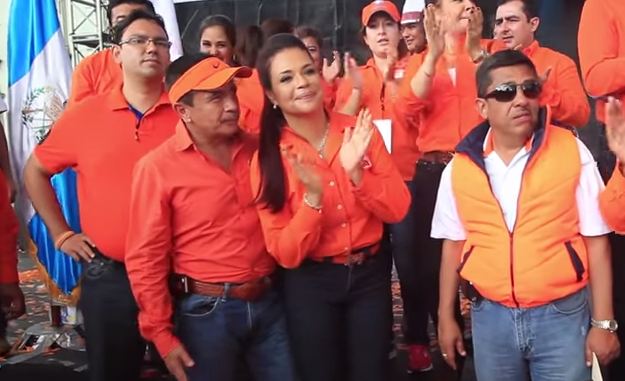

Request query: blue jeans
[
  {"left": 471, "top": 288, "right": 591, "bottom": 381},
  {"left": 175, "top": 289, "right": 296, "bottom": 381}
]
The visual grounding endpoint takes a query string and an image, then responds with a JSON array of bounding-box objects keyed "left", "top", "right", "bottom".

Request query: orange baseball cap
[
  {"left": 168, "top": 57, "right": 252, "bottom": 103},
  {"left": 362, "top": 0, "right": 401, "bottom": 26}
]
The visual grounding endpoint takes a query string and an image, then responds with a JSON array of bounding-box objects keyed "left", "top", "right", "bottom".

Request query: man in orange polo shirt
[
  {"left": 125, "top": 54, "right": 296, "bottom": 381},
  {"left": 600, "top": 97, "right": 625, "bottom": 233},
  {"left": 493, "top": 0, "right": 589, "bottom": 129},
  {"left": 68, "top": 0, "right": 155, "bottom": 106},
  {"left": 433, "top": 50, "right": 619, "bottom": 379},
  {"left": 23, "top": 10, "right": 177, "bottom": 381}
]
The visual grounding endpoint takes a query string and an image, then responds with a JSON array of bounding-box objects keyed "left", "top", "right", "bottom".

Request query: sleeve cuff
[{"left": 152, "top": 331, "right": 183, "bottom": 359}]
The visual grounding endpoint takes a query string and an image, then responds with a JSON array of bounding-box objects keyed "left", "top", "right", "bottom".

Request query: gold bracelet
[
  {"left": 303, "top": 193, "right": 322, "bottom": 211},
  {"left": 54, "top": 231, "right": 76, "bottom": 250}
]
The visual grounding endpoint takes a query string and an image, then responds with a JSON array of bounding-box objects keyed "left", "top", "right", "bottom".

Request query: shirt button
[
  {"left": 341, "top": 222, "right": 347, "bottom": 228},
  {"left": 329, "top": 180, "right": 336, "bottom": 187},
  {"left": 344, "top": 246, "right": 349, "bottom": 251},
  {"left": 337, "top": 204, "right": 343, "bottom": 210}
]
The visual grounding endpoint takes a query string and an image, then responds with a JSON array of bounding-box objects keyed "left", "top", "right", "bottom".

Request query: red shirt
[
  {"left": 0, "top": 170, "right": 18, "bottom": 284},
  {"left": 336, "top": 58, "right": 420, "bottom": 180},
  {"left": 35, "top": 86, "right": 178, "bottom": 261},
  {"left": 250, "top": 112, "right": 411, "bottom": 269},
  {"left": 125, "top": 122, "right": 275, "bottom": 358},
  {"left": 68, "top": 49, "right": 123, "bottom": 106}
]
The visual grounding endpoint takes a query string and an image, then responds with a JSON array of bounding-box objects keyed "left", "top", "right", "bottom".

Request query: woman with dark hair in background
[
  {"left": 250, "top": 33, "right": 410, "bottom": 381},
  {"left": 235, "top": 25, "right": 263, "bottom": 68},
  {"left": 294, "top": 26, "right": 341, "bottom": 110},
  {"left": 260, "top": 18, "right": 294, "bottom": 39},
  {"left": 197, "top": 15, "right": 263, "bottom": 134}
]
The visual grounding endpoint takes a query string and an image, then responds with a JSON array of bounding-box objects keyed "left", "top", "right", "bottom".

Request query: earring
[{"left": 272, "top": 104, "right": 277, "bottom": 110}]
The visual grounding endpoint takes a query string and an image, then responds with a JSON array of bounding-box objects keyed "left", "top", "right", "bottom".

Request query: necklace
[{"left": 316, "top": 124, "right": 329, "bottom": 158}]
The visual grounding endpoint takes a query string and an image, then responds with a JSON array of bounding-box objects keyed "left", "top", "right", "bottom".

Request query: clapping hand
[{"left": 340, "top": 109, "right": 375, "bottom": 185}]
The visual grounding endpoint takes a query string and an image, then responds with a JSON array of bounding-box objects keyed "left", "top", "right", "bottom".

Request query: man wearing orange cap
[
  {"left": 68, "top": 0, "right": 155, "bottom": 106},
  {"left": 493, "top": 0, "right": 589, "bottom": 129},
  {"left": 401, "top": 0, "right": 427, "bottom": 55},
  {"left": 125, "top": 54, "right": 296, "bottom": 381},
  {"left": 24, "top": 11, "right": 177, "bottom": 381}
]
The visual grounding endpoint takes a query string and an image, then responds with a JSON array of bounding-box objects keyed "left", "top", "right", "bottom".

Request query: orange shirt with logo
[
  {"left": 250, "top": 112, "right": 410, "bottom": 269},
  {"left": 578, "top": 0, "right": 625, "bottom": 122},
  {"left": 126, "top": 123, "right": 275, "bottom": 357},
  {"left": 35, "top": 87, "right": 178, "bottom": 262},
  {"left": 335, "top": 57, "right": 420, "bottom": 180}
]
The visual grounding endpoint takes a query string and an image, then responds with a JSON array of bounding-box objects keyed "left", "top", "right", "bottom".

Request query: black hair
[
  {"left": 496, "top": 0, "right": 539, "bottom": 20},
  {"left": 425, "top": 0, "right": 479, "bottom": 6},
  {"left": 235, "top": 25, "right": 264, "bottom": 68},
  {"left": 165, "top": 53, "right": 211, "bottom": 105},
  {"left": 261, "top": 19, "right": 295, "bottom": 40},
  {"left": 111, "top": 9, "right": 167, "bottom": 45},
  {"left": 255, "top": 33, "right": 310, "bottom": 213},
  {"left": 198, "top": 15, "right": 237, "bottom": 48},
  {"left": 294, "top": 26, "right": 323, "bottom": 50},
  {"left": 476, "top": 49, "right": 538, "bottom": 97},
  {"left": 106, "top": 0, "right": 155, "bottom": 26}
]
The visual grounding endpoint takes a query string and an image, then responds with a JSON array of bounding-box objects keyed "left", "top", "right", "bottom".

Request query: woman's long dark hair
[
  {"left": 256, "top": 34, "right": 311, "bottom": 213},
  {"left": 198, "top": 15, "right": 237, "bottom": 63}
]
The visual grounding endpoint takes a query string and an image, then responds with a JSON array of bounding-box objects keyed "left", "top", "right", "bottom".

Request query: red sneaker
[{"left": 407, "top": 344, "right": 434, "bottom": 373}]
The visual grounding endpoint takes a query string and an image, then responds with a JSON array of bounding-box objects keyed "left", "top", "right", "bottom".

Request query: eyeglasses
[
  {"left": 484, "top": 80, "right": 542, "bottom": 102},
  {"left": 119, "top": 36, "right": 172, "bottom": 49}
]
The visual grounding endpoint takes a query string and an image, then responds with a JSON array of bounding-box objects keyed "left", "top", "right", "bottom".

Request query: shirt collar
[
  {"left": 483, "top": 128, "right": 534, "bottom": 157},
  {"left": 105, "top": 83, "right": 171, "bottom": 113},
  {"left": 173, "top": 121, "right": 257, "bottom": 157},
  {"left": 522, "top": 40, "right": 540, "bottom": 57}
]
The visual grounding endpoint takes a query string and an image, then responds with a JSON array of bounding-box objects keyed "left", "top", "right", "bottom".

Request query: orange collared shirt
[
  {"left": 68, "top": 49, "right": 123, "bottom": 106},
  {"left": 335, "top": 57, "right": 420, "bottom": 180},
  {"left": 513, "top": 41, "right": 590, "bottom": 128},
  {"left": 600, "top": 164, "right": 625, "bottom": 233},
  {"left": 34, "top": 86, "right": 178, "bottom": 262},
  {"left": 235, "top": 69, "right": 265, "bottom": 134},
  {"left": 0, "top": 170, "right": 18, "bottom": 284},
  {"left": 396, "top": 46, "right": 487, "bottom": 154},
  {"left": 125, "top": 122, "right": 275, "bottom": 358},
  {"left": 250, "top": 111, "right": 410, "bottom": 269},
  {"left": 578, "top": 0, "right": 625, "bottom": 122}
]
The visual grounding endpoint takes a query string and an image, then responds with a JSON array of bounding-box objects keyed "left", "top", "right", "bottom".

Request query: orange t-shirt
[
  {"left": 250, "top": 111, "right": 410, "bottom": 269},
  {"left": 395, "top": 48, "right": 484, "bottom": 154},
  {"left": 126, "top": 122, "right": 275, "bottom": 357},
  {"left": 335, "top": 57, "right": 420, "bottom": 180},
  {"left": 68, "top": 49, "right": 123, "bottom": 106},
  {"left": 0, "top": 170, "right": 18, "bottom": 284},
  {"left": 235, "top": 69, "right": 265, "bottom": 134},
  {"left": 600, "top": 165, "right": 625, "bottom": 233},
  {"left": 35, "top": 86, "right": 178, "bottom": 262},
  {"left": 578, "top": 0, "right": 625, "bottom": 122}
]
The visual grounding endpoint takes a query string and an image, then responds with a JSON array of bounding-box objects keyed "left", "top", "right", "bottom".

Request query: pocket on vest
[{"left": 565, "top": 241, "right": 585, "bottom": 282}]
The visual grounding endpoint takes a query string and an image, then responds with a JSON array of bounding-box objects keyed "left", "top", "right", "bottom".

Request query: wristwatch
[{"left": 591, "top": 318, "right": 619, "bottom": 333}]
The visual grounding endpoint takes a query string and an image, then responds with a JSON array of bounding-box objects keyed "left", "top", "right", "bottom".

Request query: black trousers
[
  {"left": 79, "top": 258, "right": 145, "bottom": 381},
  {"left": 0, "top": 309, "right": 6, "bottom": 338},
  {"left": 282, "top": 250, "right": 393, "bottom": 381}
]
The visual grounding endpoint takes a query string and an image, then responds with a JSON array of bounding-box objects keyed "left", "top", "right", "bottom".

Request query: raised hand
[
  {"left": 322, "top": 50, "right": 341, "bottom": 83},
  {"left": 465, "top": 6, "right": 484, "bottom": 59},
  {"left": 343, "top": 52, "right": 363, "bottom": 91},
  {"left": 606, "top": 97, "right": 625, "bottom": 165},
  {"left": 381, "top": 47, "right": 398, "bottom": 83},
  {"left": 340, "top": 108, "right": 374, "bottom": 184},
  {"left": 424, "top": 4, "right": 445, "bottom": 59},
  {"left": 282, "top": 145, "right": 324, "bottom": 198}
]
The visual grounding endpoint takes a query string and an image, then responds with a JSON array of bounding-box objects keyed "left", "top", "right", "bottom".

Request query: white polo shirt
[{"left": 431, "top": 130, "right": 612, "bottom": 240}]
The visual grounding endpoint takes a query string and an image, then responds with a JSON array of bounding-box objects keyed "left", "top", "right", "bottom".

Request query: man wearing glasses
[
  {"left": 432, "top": 50, "right": 620, "bottom": 380},
  {"left": 23, "top": 10, "right": 177, "bottom": 381},
  {"left": 68, "top": 0, "right": 156, "bottom": 106}
]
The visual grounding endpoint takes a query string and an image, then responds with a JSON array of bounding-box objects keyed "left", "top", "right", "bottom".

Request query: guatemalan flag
[{"left": 8, "top": 0, "right": 82, "bottom": 303}]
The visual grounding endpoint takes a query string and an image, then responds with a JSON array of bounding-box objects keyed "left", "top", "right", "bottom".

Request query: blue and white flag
[{"left": 8, "top": 0, "right": 82, "bottom": 302}]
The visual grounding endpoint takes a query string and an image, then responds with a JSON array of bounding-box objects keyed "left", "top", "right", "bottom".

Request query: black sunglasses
[{"left": 484, "top": 80, "right": 542, "bottom": 102}]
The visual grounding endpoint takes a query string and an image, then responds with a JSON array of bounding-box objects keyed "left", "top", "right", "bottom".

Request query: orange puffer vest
[{"left": 451, "top": 109, "right": 586, "bottom": 308}]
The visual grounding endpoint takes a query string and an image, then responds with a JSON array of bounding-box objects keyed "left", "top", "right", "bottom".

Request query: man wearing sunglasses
[
  {"left": 432, "top": 50, "right": 620, "bottom": 380},
  {"left": 493, "top": 0, "right": 589, "bottom": 129},
  {"left": 23, "top": 10, "right": 177, "bottom": 381}
]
